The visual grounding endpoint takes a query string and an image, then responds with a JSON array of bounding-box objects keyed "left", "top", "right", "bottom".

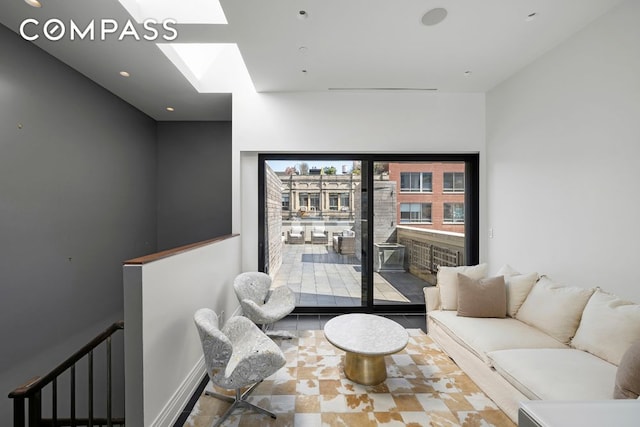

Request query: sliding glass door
[
  {"left": 372, "top": 160, "right": 468, "bottom": 307},
  {"left": 261, "top": 158, "right": 364, "bottom": 308},
  {"left": 258, "top": 154, "right": 478, "bottom": 314}
]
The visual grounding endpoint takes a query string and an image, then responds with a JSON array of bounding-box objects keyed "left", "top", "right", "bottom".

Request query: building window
[
  {"left": 329, "top": 193, "right": 339, "bottom": 210},
  {"left": 443, "top": 172, "right": 465, "bottom": 192},
  {"left": 310, "top": 193, "right": 320, "bottom": 210},
  {"left": 340, "top": 193, "right": 350, "bottom": 211},
  {"left": 299, "top": 192, "right": 309, "bottom": 209},
  {"left": 443, "top": 203, "right": 464, "bottom": 223},
  {"left": 400, "top": 203, "right": 432, "bottom": 223},
  {"left": 400, "top": 172, "right": 432, "bottom": 192},
  {"left": 282, "top": 193, "right": 290, "bottom": 210}
]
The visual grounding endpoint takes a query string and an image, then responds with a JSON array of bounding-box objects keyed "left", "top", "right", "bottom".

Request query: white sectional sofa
[{"left": 423, "top": 264, "right": 640, "bottom": 423}]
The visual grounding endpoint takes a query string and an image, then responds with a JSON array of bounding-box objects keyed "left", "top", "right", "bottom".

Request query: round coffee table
[{"left": 323, "top": 313, "right": 409, "bottom": 385}]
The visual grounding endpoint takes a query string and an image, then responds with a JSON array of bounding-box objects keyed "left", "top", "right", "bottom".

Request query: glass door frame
[{"left": 258, "top": 153, "right": 479, "bottom": 315}]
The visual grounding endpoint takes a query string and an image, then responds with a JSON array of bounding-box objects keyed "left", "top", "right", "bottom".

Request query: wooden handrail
[
  {"left": 8, "top": 321, "right": 124, "bottom": 399},
  {"left": 123, "top": 233, "right": 239, "bottom": 265}
]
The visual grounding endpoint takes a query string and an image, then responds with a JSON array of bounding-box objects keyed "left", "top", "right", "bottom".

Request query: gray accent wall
[
  {"left": 1, "top": 17, "right": 233, "bottom": 424},
  {"left": 156, "top": 121, "right": 232, "bottom": 251},
  {"left": 0, "top": 25, "right": 157, "bottom": 423}
]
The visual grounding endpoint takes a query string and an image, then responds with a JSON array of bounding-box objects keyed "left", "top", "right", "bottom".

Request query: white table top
[
  {"left": 520, "top": 400, "right": 640, "bottom": 427},
  {"left": 323, "top": 313, "right": 409, "bottom": 355}
]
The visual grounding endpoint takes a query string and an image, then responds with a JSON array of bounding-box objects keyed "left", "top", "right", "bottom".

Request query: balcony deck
[{"left": 272, "top": 242, "right": 430, "bottom": 307}]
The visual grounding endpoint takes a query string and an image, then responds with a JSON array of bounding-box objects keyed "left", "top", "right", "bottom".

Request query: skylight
[
  {"left": 157, "top": 43, "right": 255, "bottom": 93},
  {"left": 118, "top": 0, "right": 227, "bottom": 24},
  {"left": 119, "top": 1, "right": 253, "bottom": 93}
]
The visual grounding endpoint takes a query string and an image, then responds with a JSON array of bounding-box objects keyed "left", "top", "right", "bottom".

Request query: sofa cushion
[
  {"left": 571, "top": 290, "right": 640, "bottom": 366},
  {"left": 495, "top": 263, "right": 520, "bottom": 277},
  {"left": 488, "top": 348, "right": 617, "bottom": 401},
  {"left": 437, "top": 263, "right": 487, "bottom": 310},
  {"left": 457, "top": 274, "right": 506, "bottom": 318},
  {"left": 428, "top": 310, "right": 567, "bottom": 365},
  {"left": 496, "top": 265, "right": 539, "bottom": 317},
  {"left": 516, "top": 276, "right": 594, "bottom": 344},
  {"left": 614, "top": 341, "right": 640, "bottom": 399}
]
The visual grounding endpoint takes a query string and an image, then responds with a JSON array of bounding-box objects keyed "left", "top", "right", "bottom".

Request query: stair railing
[{"left": 8, "top": 320, "right": 125, "bottom": 427}]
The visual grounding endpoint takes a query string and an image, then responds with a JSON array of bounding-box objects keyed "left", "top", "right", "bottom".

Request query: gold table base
[{"left": 343, "top": 352, "right": 387, "bottom": 385}]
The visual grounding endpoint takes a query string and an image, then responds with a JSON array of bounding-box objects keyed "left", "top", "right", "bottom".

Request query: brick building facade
[
  {"left": 388, "top": 162, "right": 465, "bottom": 233},
  {"left": 274, "top": 162, "right": 465, "bottom": 234}
]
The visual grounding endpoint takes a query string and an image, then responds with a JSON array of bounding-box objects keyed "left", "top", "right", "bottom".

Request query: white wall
[
  {"left": 486, "top": 0, "right": 640, "bottom": 301},
  {"left": 232, "top": 91, "right": 487, "bottom": 271},
  {"left": 123, "top": 236, "right": 241, "bottom": 427}
]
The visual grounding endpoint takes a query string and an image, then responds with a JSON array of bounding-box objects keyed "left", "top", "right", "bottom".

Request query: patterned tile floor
[{"left": 182, "top": 329, "right": 515, "bottom": 427}]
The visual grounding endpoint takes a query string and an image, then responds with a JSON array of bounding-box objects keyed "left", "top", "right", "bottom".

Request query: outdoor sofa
[{"left": 332, "top": 229, "right": 355, "bottom": 255}]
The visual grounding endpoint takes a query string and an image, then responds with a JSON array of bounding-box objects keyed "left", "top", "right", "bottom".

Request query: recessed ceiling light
[
  {"left": 298, "top": 10, "right": 308, "bottom": 20},
  {"left": 526, "top": 12, "right": 537, "bottom": 22},
  {"left": 24, "top": 0, "right": 42, "bottom": 7},
  {"left": 166, "top": 107, "right": 175, "bottom": 112},
  {"left": 299, "top": 46, "right": 308, "bottom": 53},
  {"left": 301, "top": 69, "right": 308, "bottom": 74},
  {"left": 119, "top": 71, "right": 130, "bottom": 77},
  {"left": 421, "top": 8, "right": 448, "bottom": 26},
  {"left": 464, "top": 71, "right": 472, "bottom": 77}
]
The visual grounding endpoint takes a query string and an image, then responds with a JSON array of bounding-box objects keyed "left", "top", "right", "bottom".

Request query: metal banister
[{"left": 8, "top": 321, "right": 125, "bottom": 427}]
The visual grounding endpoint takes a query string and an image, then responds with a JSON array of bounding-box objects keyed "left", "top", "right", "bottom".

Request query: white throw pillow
[
  {"left": 571, "top": 290, "right": 640, "bottom": 366},
  {"left": 516, "top": 276, "right": 594, "bottom": 344},
  {"left": 437, "top": 263, "right": 488, "bottom": 310},
  {"left": 496, "top": 264, "right": 520, "bottom": 277},
  {"left": 496, "top": 265, "right": 539, "bottom": 317}
]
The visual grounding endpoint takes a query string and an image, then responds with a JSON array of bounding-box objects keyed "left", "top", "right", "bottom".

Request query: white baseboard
[{"left": 150, "top": 356, "right": 206, "bottom": 427}]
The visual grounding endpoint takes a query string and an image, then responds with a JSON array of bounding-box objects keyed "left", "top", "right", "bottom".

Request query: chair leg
[
  {"left": 266, "top": 330, "right": 296, "bottom": 339},
  {"left": 261, "top": 323, "right": 296, "bottom": 339},
  {"left": 212, "top": 399, "right": 241, "bottom": 427},
  {"left": 243, "top": 400, "right": 277, "bottom": 419},
  {"left": 207, "top": 382, "right": 277, "bottom": 427},
  {"left": 205, "top": 390, "right": 235, "bottom": 403},
  {"left": 240, "top": 380, "right": 262, "bottom": 399}
]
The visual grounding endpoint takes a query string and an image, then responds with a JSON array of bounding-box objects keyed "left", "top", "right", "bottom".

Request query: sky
[{"left": 266, "top": 160, "right": 356, "bottom": 174}]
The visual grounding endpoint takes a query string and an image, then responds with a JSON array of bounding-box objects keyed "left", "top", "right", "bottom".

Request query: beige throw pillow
[
  {"left": 496, "top": 265, "right": 539, "bottom": 317},
  {"left": 515, "top": 276, "right": 594, "bottom": 344},
  {"left": 614, "top": 341, "right": 640, "bottom": 399},
  {"left": 437, "top": 263, "right": 488, "bottom": 310},
  {"left": 572, "top": 290, "right": 640, "bottom": 365},
  {"left": 457, "top": 274, "right": 507, "bottom": 318}
]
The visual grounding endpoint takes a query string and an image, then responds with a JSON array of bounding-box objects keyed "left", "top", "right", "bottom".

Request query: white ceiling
[{"left": 0, "top": 0, "right": 625, "bottom": 121}]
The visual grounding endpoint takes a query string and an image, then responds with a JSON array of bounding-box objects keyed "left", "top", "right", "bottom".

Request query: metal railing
[{"left": 8, "top": 321, "right": 125, "bottom": 427}]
